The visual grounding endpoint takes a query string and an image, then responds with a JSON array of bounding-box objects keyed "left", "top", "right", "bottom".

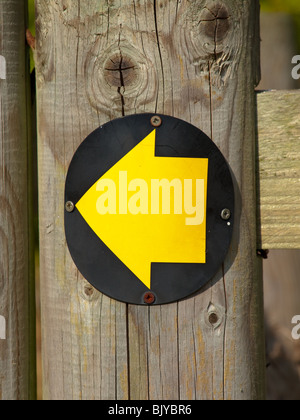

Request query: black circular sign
[{"left": 65, "top": 114, "right": 234, "bottom": 305}]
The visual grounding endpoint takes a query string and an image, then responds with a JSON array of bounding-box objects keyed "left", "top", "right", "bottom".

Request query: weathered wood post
[
  {"left": 36, "top": 0, "right": 265, "bottom": 400},
  {"left": 0, "top": 0, "right": 36, "bottom": 400}
]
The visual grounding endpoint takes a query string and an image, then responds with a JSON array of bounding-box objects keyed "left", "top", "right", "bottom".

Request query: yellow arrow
[{"left": 76, "top": 130, "right": 208, "bottom": 290}]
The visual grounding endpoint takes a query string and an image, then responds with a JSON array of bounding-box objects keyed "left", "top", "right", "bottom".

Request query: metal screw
[
  {"left": 65, "top": 201, "right": 75, "bottom": 213},
  {"left": 221, "top": 208, "right": 231, "bottom": 221},
  {"left": 150, "top": 115, "right": 162, "bottom": 127},
  {"left": 144, "top": 292, "right": 156, "bottom": 305}
]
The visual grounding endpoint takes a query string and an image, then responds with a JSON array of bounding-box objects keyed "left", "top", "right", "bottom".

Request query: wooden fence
[
  {"left": 0, "top": 0, "right": 35, "bottom": 400},
  {"left": 0, "top": 0, "right": 299, "bottom": 400}
]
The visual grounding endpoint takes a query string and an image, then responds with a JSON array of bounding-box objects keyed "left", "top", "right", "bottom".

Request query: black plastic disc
[{"left": 65, "top": 114, "right": 234, "bottom": 305}]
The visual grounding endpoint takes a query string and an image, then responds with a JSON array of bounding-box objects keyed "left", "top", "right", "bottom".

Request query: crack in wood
[
  {"left": 118, "top": 53, "right": 126, "bottom": 117},
  {"left": 153, "top": 0, "right": 165, "bottom": 113}
]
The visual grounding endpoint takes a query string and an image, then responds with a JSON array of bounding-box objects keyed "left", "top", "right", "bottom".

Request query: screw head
[
  {"left": 143, "top": 292, "right": 156, "bottom": 305},
  {"left": 221, "top": 208, "right": 231, "bottom": 221},
  {"left": 150, "top": 115, "right": 162, "bottom": 127},
  {"left": 65, "top": 201, "right": 75, "bottom": 213}
]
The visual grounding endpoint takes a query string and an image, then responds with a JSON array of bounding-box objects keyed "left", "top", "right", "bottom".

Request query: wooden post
[
  {"left": 36, "top": 0, "right": 265, "bottom": 400},
  {"left": 0, "top": 0, "right": 36, "bottom": 400}
]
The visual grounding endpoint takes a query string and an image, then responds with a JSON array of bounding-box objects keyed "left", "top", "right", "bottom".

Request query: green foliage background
[
  {"left": 260, "top": 0, "right": 300, "bottom": 13},
  {"left": 28, "top": 0, "right": 35, "bottom": 72},
  {"left": 28, "top": 0, "right": 35, "bottom": 35},
  {"left": 260, "top": 0, "right": 300, "bottom": 48}
]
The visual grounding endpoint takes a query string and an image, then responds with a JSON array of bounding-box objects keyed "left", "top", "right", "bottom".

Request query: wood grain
[
  {"left": 36, "top": 0, "right": 265, "bottom": 400},
  {"left": 257, "top": 90, "right": 300, "bottom": 249},
  {"left": 0, "top": 0, "right": 35, "bottom": 400}
]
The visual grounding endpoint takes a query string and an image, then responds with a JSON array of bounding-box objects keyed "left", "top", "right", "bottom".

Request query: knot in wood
[
  {"left": 80, "top": 281, "right": 99, "bottom": 302},
  {"left": 206, "top": 303, "right": 223, "bottom": 329},
  {"left": 104, "top": 54, "right": 137, "bottom": 88},
  {"left": 84, "top": 285, "right": 94, "bottom": 297},
  {"left": 85, "top": 38, "right": 157, "bottom": 115},
  {"left": 200, "top": 3, "right": 230, "bottom": 44},
  {"left": 208, "top": 312, "right": 219, "bottom": 325}
]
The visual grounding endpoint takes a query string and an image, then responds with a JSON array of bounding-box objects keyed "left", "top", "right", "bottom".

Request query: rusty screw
[
  {"left": 150, "top": 115, "right": 162, "bottom": 128},
  {"left": 65, "top": 201, "right": 75, "bottom": 213},
  {"left": 144, "top": 292, "right": 156, "bottom": 305}
]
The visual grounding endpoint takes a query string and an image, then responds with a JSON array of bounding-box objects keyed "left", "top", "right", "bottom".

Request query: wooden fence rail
[{"left": 257, "top": 90, "right": 300, "bottom": 249}]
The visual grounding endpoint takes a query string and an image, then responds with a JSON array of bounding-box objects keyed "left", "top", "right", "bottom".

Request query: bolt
[
  {"left": 221, "top": 208, "right": 231, "bottom": 221},
  {"left": 208, "top": 312, "right": 219, "bottom": 325},
  {"left": 65, "top": 201, "right": 75, "bottom": 213},
  {"left": 143, "top": 292, "right": 156, "bottom": 305},
  {"left": 150, "top": 115, "right": 162, "bottom": 127}
]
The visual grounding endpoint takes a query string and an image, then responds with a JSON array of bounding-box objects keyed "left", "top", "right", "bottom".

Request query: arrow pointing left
[{"left": 76, "top": 130, "right": 208, "bottom": 290}]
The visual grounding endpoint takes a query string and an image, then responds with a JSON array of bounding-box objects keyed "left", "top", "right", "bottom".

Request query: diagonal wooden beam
[{"left": 257, "top": 90, "right": 300, "bottom": 249}]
